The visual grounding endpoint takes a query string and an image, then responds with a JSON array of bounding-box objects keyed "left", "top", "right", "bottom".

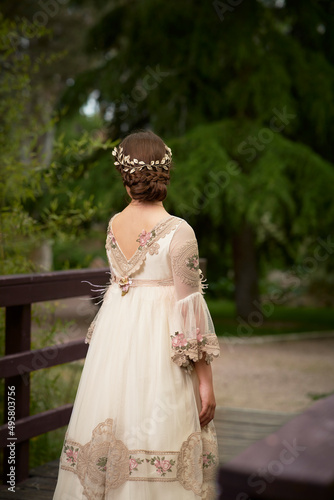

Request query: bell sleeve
[{"left": 169, "top": 221, "right": 220, "bottom": 372}]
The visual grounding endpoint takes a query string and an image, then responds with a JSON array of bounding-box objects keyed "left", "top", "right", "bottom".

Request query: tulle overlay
[
  {"left": 53, "top": 215, "right": 220, "bottom": 500},
  {"left": 170, "top": 292, "right": 220, "bottom": 373}
]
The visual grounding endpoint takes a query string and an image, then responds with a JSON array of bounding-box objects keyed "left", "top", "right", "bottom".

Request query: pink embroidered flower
[
  {"left": 137, "top": 230, "right": 152, "bottom": 247},
  {"left": 65, "top": 448, "right": 78, "bottom": 463},
  {"left": 196, "top": 328, "right": 203, "bottom": 342},
  {"left": 129, "top": 455, "right": 144, "bottom": 474},
  {"left": 147, "top": 456, "right": 176, "bottom": 476},
  {"left": 202, "top": 452, "right": 216, "bottom": 468},
  {"left": 108, "top": 231, "right": 117, "bottom": 249},
  {"left": 186, "top": 254, "right": 200, "bottom": 271},
  {"left": 129, "top": 458, "right": 138, "bottom": 471},
  {"left": 161, "top": 460, "right": 172, "bottom": 472},
  {"left": 171, "top": 332, "right": 188, "bottom": 348}
]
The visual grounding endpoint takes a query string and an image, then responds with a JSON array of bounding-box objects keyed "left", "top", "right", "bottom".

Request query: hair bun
[{"left": 115, "top": 131, "right": 172, "bottom": 202}]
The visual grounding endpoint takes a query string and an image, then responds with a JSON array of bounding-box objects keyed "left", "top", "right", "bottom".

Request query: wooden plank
[
  {"left": 0, "top": 339, "right": 88, "bottom": 378},
  {"left": 28, "top": 460, "right": 60, "bottom": 479},
  {"left": 0, "top": 460, "right": 60, "bottom": 498},
  {"left": 214, "top": 407, "right": 294, "bottom": 464},
  {"left": 0, "top": 268, "right": 110, "bottom": 306},
  {"left": 218, "top": 395, "right": 334, "bottom": 500},
  {"left": 0, "top": 405, "right": 73, "bottom": 444}
]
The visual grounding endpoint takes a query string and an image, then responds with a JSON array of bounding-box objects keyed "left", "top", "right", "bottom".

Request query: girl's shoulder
[{"left": 170, "top": 216, "right": 197, "bottom": 241}]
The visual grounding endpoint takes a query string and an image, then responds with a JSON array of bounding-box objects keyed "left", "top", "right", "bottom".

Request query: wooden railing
[
  {"left": 218, "top": 394, "right": 334, "bottom": 500},
  {"left": 0, "top": 268, "right": 110, "bottom": 484}
]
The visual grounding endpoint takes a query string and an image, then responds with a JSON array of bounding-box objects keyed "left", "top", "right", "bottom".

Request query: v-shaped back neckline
[{"left": 109, "top": 213, "right": 176, "bottom": 263}]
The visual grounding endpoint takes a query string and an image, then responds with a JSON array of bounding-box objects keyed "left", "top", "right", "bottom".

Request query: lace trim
[
  {"left": 170, "top": 333, "right": 220, "bottom": 373},
  {"left": 202, "top": 422, "right": 219, "bottom": 483},
  {"left": 60, "top": 419, "right": 218, "bottom": 497},
  {"left": 176, "top": 432, "right": 202, "bottom": 495},
  {"left": 172, "top": 239, "right": 201, "bottom": 288},
  {"left": 106, "top": 215, "right": 181, "bottom": 277},
  {"left": 85, "top": 306, "right": 103, "bottom": 345}
]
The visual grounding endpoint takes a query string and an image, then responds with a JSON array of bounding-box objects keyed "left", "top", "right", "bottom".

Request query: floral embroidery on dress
[
  {"left": 203, "top": 452, "right": 216, "bottom": 469},
  {"left": 64, "top": 445, "right": 79, "bottom": 466},
  {"left": 148, "top": 242, "right": 160, "bottom": 255},
  {"left": 170, "top": 328, "right": 220, "bottom": 373},
  {"left": 106, "top": 215, "right": 181, "bottom": 278},
  {"left": 60, "top": 420, "right": 210, "bottom": 496},
  {"left": 172, "top": 239, "right": 201, "bottom": 288},
  {"left": 186, "top": 254, "right": 200, "bottom": 271},
  {"left": 171, "top": 331, "right": 189, "bottom": 349},
  {"left": 136, "top": 229, "right": 156, "bottom": 249},
  {"left": 106, "top": 231, "right": 117, "bottom": 249},
  {"left": 96, "top": 456, "right": 107, "bottom": 472},
  {"left": 202, "top": 422, "right": 219, "bottom": 492},
  {"left": 146, "top": 456, "right": 176, "bottom": 476},
  {"left": 129, "top": 456, "right": 144, "bottom": 475}
]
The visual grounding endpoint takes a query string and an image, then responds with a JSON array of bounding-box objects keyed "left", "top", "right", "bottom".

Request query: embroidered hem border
[{"left": 60, "top": 418, "right": 218, "bottom": 499}]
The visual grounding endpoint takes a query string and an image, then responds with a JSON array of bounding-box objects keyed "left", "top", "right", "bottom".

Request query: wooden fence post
[{"left": 3, "top": 305, "right": 31, "bottom": 483}]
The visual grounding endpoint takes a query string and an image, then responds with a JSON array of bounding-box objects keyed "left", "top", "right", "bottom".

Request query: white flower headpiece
[{"left": 112, "top": 144, "right": 172, "bottom": 173}]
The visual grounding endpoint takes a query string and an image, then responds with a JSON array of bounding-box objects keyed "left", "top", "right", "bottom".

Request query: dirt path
[{"left": 213, "top": 336, "right": 334, "bottom": 412}]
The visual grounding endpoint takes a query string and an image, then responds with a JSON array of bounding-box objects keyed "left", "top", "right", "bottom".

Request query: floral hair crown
[{"left": 112, "top": 144, "right": 172, "bottom": 173}]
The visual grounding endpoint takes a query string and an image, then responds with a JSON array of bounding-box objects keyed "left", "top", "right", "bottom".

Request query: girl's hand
[{"left": 198, "top": 382, "right": 216, "bottom": 427}]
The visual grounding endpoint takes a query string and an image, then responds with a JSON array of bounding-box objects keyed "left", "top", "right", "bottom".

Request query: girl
[{"left": 53, "top": 130, "right": 220, "bottom": 500}]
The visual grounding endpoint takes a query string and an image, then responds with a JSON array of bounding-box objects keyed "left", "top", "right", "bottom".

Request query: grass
[
  {"left": 28, "top": 361, "right": 84, "bottom": 469},
  {"left": 207, "top": 299, "right": 334, "bottom": 337}
]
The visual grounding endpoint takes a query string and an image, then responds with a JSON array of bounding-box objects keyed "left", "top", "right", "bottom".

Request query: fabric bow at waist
[{"left": 111, "top": 275, "right": 174, "bottom": 296}]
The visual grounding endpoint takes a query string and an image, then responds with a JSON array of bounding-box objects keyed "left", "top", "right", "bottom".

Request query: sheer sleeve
[{"left": 169, "top": 221, "right": 220, "bottom": 372}]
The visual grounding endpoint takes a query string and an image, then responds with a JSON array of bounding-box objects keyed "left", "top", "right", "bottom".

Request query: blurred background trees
[{"left": 1, "top": 0, "right": 334, "bottom": 318}]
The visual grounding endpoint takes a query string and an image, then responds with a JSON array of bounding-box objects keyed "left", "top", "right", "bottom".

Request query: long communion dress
[{"left": 53, "top": 213, "right": 220, "bottom": 500}]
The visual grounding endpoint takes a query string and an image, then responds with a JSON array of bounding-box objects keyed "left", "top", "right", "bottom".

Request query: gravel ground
[
  {"left": 213, "top": 336, "right": 334, "bottom": 413},
  {"left": 50, "top": 297, "right": 334, "bottom": 414}
]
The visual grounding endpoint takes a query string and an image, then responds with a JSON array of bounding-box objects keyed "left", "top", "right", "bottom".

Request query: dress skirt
[{"left": 53, "top": 282, "right": 218, "bottom": 500}]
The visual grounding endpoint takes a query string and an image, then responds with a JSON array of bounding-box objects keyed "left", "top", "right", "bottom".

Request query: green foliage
[
  {"left": 0, "top": 16, "right": 116, "bottom": 274},
  {"left": 207, "top": 299, "right": 334, "bottom": 337},
  {"left": 57, "top": 0, "right": 334, "bottom": 164},
  {"left": 166, "top": 120, "right": 334, "bottom": 269}
]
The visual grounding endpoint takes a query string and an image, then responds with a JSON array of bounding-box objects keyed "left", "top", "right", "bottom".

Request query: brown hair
[{"left": 115, "top": 130, "right": 171, "bottom": 202}]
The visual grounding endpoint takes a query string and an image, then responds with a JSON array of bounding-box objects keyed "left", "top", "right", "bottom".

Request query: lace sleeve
[{"left": 169, "top": 221, "right": 220, "bottom": 372}]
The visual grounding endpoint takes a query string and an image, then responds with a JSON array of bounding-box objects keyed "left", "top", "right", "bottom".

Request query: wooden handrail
[
  {"left": 0, "top": 268, "right": 109, "bottom": 484},
  {"left": 218, "top": 394, "right": 334, "bottom": 500},
  {"left": 0, "top": 268, "right": 110, "bottom": 306}
]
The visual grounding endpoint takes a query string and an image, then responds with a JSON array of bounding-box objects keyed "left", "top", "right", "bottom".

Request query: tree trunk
[{"left": 232, "top": 222, "right": 260, "bottom": 320}]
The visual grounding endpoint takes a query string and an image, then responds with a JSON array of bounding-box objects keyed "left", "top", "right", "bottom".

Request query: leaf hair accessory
[{"left": 112, "top": 144, "right": 172, "bottom": 173}]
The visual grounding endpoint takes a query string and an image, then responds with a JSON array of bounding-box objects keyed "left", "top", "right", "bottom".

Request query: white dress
[{"left": 53, "top": 214, "right": 220, "bottom": 500}]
